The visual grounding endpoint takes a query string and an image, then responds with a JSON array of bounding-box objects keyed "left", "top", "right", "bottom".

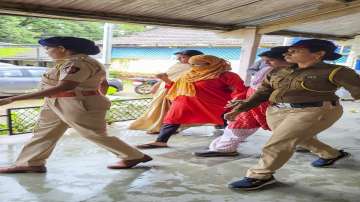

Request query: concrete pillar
[
  {"left": 335, "top": 36, "right": 360, "bottom": 99},
  {"left": 36, "top": 46, "right": 41, "bottom": 66},
  {"left": 348, "top": 35, "right": 360, "bottom": 72},
  {"left": 101, "top": 23, "right": 113, "bottom": 78},
  {"left": 235, "top": 28, "right": 261, "bottom": 85}
]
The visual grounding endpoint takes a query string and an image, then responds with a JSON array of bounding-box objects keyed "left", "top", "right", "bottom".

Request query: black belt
[{"left": 289, "top": 101, "right": 338, "bottom": 108}]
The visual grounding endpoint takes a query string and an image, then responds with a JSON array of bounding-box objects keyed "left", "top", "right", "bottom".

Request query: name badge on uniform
[
  {"left": 63, "top": 66, "right": 80, "bottom": 74},
  {"left": 305, "top": 75, "right": 317, "bottom": 79}
]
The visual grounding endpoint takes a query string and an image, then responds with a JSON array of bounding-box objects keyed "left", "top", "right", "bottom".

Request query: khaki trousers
[
  {"left": 246, "top": 102, "right": 343, "bottom": 179},
  {"left": 16, "top": 96, "right": 144, "bottom": 166}
]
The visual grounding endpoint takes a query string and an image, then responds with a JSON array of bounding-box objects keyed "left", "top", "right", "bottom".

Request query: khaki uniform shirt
[
  {"left": 239, "top": 62, "right": 360, "bottom": 111},
  {"left": 40, "top": 54, "right": 106, "bottom": 91}
]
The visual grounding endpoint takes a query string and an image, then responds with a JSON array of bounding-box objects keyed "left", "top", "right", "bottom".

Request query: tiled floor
[{"left": 1, "top": 101, "right": 359, "bottom": 202}]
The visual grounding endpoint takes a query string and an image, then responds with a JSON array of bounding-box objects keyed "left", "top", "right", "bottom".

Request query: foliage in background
[
  {"left": 0, "top": 47, "right": 30, "bottom": 57},
  {"left": 10, "top": 109, "right": 40, "bottom": 134},
  {"left": 0, "top": 108, "right": 40, "bottom": 135},
  {"left": 109, "top": 70, "right": 122, "bottom": 78},
  {"left": 0, "top": 122, "right": 8, "bottom": 135},
  {"left": 0, "top": 15, "right": 147, "bottom": 44},
  {"left": 106, "top": 99, "right": 151, "bottom": 124}
]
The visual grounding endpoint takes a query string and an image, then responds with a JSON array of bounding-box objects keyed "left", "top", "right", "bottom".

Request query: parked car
[
  {"left": 0, "top": 62, "right": 16, "bottom": 67},
  {"left": 0, "top": 65, "right": 123, "bottom": 97},
  {"left": 0, "top": 66, "right": 46, "bottom": 97}
]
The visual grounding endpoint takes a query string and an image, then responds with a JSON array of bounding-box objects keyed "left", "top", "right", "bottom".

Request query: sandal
[
  {"left": 146, "top": 131, "right": 160, "bottom": 135},
  {"left": 136, "top": 142, "right": 168, "bottom": 149},
  {"left": 107, "top": 154, "right": 153, "bottom": 169}
]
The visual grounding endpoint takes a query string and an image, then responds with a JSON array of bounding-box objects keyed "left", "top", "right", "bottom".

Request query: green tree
[
  {"left": 0, "top": 16, "right": 36, "bottom": 43},
  {"left": 0, "top": 15, "right": 148, "bottom": 44}
]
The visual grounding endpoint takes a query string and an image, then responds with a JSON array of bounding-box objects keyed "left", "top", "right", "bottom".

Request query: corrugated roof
[{"left": 0, "top": 0, "right": 359, "bottom": 39}]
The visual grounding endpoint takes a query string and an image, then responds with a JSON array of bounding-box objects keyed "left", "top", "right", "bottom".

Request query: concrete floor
[{"left": 0, "top": 101, "right": 360, "bottom": 202}]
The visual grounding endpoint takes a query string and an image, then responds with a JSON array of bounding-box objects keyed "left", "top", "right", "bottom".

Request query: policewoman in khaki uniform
[
  {"left": 0, "top": 37, "right": 152, "bottom": 173},
  {"left": 225, "top": 39, "right": 360, "bottom": 190}
]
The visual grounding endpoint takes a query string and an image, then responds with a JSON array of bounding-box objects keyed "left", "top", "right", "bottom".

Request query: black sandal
[{"left": 136, "top": 143, "right": 169, "bottom": 149}]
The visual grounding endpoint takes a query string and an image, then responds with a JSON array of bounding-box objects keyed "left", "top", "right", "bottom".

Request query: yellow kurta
[{"left": 128, "top": 63, "right": 191, "bottom": 133}]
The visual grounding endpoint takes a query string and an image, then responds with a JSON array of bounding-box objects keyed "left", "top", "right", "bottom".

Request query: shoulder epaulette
[{"left": 328, "top": 66, "right": 344, "bottom": 86}]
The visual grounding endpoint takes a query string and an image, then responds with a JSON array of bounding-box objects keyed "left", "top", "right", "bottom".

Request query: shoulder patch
[
  {"left": 328, "top": 66, "right": 343, "bottom": 86},
  {"left": 64, "top": 66, "right": 81, "bottom": 74}
]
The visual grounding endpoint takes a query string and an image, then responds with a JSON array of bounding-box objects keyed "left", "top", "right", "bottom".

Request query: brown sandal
[
  {"left": 0, "top": 165, "right": 47, "bottom": 173},
  {"left": 107, "top": 155, "right": 153, "bottom": 169}
]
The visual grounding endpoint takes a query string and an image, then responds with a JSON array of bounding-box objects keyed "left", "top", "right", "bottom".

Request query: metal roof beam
[
  {"left": 0, "top": 1, "right": 233, "bottom": 31},
  {"left": 267, "top": 30, "right": 354, "bottom": 41}
]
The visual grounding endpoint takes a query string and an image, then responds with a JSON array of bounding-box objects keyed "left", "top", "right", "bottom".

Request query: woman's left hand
[
  {"left": 224, "top": 102, "right": 248, "bottom": 121},
  {"left": 0, "top": 97, "right": 14, "bottom": 106},
  {"left": 225, "top": 99, "right": 244, "bottom": 108}
]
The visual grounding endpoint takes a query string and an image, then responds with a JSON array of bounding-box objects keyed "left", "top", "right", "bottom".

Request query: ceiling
[{"left": 0, "top": 0, "right": 359, "bottom": 40}]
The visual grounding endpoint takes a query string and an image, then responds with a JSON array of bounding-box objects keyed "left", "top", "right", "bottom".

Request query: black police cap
[
  {"left": 290, "top": 39, "right": 342, "bottom": 61},
  {"left": 258, "top": 46, "right": 289, "bottom": 60},
  {"left": 38, "top": 37, "right": 100, "bottom": 55}
]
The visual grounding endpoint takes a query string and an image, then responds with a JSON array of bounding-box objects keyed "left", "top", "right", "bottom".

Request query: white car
[
  {"left": 0, "top": 64, "right": 123, "bottom": 97},
  {"left": 0, "top": 65, "right": 47, "bottom": 97}
]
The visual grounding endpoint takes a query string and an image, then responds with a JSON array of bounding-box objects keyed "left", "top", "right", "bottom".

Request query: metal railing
[{"left": 0, "top": 98, "right": 152, "bottom": 136}]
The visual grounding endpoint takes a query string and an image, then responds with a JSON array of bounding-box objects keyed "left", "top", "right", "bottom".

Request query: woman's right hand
[
  {"left": 155, "top": 73, "right": 172, "bottom": 84},
  {"left": 155, "top": 73, "right": 169, "bottom": 81}
]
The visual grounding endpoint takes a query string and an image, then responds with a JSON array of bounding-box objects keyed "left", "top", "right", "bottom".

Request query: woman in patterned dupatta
[{"left": 194, "top": 47, "right": 292, "bottom": 157}]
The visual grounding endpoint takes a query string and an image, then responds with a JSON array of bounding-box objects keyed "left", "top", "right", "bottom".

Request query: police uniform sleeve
[
  {"left": 332, "top": 67, "right": 360, "bottom": 100},
  {"left": 235, "top": 73, "right": 273, "bottom": 112},
  {"left": 59, "top": 61, "right": 92, "bottom": 83}
]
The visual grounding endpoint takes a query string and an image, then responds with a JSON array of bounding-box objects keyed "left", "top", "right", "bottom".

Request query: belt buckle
[{"left": 275, "top": 103, "right": 292, "bottom": 108}]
